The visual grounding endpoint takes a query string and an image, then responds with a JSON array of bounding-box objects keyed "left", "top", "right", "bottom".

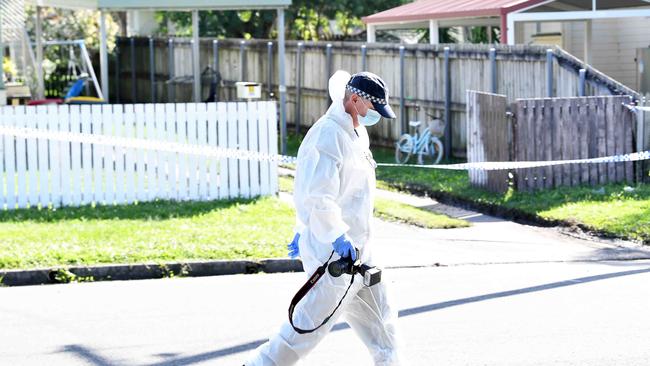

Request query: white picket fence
[{"left": 0, "top": 101, "right": 279, "bottom": 210}]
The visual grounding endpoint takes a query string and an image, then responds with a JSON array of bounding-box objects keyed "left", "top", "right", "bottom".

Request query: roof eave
[
  {"left": 362, "top": 0, "right": 548, "bottom": 25},
  {"left": 362, "top": 8, "right": 502, "bottom": 24}
]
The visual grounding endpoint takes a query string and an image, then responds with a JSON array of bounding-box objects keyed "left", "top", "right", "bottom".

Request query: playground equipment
[{"left": 28, "top": 39, "right": 104, "bottom": 104}]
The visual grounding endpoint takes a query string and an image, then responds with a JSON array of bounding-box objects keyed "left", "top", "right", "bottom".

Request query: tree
[
  {"left": 21, "top": 6, "right": 120, "bottom": 92},
  {"left": 25, "top": 7, "right": 120, "bottom": 56},
  {"left": 154, "top": 0, "right": 408, "bottom": 41}
]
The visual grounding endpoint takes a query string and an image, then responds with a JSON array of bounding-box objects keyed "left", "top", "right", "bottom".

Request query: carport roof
[{"left": 362, "top": 0, "right": 546, "bottom": 24}]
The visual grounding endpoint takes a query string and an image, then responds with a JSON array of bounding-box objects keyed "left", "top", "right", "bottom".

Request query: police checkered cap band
[{"left": 345, "top": 84, "right": 387, "bottom": 105}]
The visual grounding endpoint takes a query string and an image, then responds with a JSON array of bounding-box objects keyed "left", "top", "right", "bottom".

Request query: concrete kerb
[{"left": 0, "top": 258, "right": 304, "bottom": 287}]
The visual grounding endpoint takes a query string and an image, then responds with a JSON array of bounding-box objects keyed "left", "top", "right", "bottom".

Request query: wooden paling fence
[
  {"left": 116, "top": 38, "right": 639, "bottom": 156},
  {"left": 0, "top": 102, "right": 278, "bottom": 210},
  {"left": 515, "top": 95, "right": 634, "bottom": 191},
  {"left": 467, "top": 91, "right": 636, "bottom": 192}
]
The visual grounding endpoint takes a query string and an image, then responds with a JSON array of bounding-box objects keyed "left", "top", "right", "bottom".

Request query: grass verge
[
  {"left": 373, "top": 198, "right": 470, "bottom": 229},
  {"left": 370, "top": 146, "right": 650, "bottom": 244},
  {"left": 0, "top": 197, "right": 295, "bottom": 270},
  {"left": 289, "top": 132, "right": 649, "bottom": 243},
  {"left": 279, "top": 175, "right": 468, "bottom": 229}
]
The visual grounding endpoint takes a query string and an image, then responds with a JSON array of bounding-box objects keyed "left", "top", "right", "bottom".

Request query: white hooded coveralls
[{"left": 245, "top": 72, "right": 402, "bottom": 366}]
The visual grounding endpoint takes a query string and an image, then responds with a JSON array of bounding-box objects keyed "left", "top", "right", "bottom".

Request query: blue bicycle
[{"left": 395, "top": 119, "right": 444, "bottom": 165}]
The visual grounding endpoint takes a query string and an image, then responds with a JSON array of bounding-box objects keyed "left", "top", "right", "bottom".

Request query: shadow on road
[
  {"left": 60, "top": 265, "right": 650, "bottom": 365},
  {"left": 397, "top": 266, "right": 650, "bottom": 318},
  {"left": 61, "top": 345, "right": 114, "bottom": 366}
]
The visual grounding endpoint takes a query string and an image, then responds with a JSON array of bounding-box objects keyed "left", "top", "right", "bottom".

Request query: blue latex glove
[
  {"left": 332, "top": 234, "right": 357, "bottom": 261},
  {"left": 287, "top": 233, "right": 300, "bottom": 258}
]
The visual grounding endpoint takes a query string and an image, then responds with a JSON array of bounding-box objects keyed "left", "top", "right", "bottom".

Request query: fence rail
[
  {"left": 114, "top": 38, "right": 640, "bottom": 157},
  {"left": 0, "top": 101, "right": 278, "bottom": 210}
]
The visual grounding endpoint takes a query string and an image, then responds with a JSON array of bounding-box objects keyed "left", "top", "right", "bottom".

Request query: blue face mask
[{"left": 354, "top": 100, "right": 382, "bottom": 127}]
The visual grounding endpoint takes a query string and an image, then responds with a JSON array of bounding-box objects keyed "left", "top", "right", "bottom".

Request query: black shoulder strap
[{"left": 288, "top": 251, "right": 355, "bottom": 334}]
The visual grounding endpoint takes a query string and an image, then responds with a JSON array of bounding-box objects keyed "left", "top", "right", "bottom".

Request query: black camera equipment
[
  {"left": 288, "top": 249, "right": 383, "bottom": 334},
  {"left": 327, "top": 251, "right": 382, "bottom": 287}
]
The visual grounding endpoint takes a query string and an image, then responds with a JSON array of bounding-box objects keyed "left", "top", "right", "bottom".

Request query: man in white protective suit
[{"left": 243, "top": 70, "right": 403, "bottom": 366}]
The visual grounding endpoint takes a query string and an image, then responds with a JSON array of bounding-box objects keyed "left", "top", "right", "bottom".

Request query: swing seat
[
  {"left": 30, "top": 76, "right": 105, "bottom": 105},
  {"left": 65, "top": 96, "right": 106, "bottom": 104},
  {"left": 27, "top": 98, "right": 64, "bottom": 106},
  {"left": 29, "top": 76, "right": 89, "bottom": 106}
]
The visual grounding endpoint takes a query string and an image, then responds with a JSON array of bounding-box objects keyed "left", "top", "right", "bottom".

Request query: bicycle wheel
[
  {"left": 418, "top": 137, "right": 444, "bottom": 165},
  {"left": 395, "top": 134, "right": 413, "bottom": 164}
]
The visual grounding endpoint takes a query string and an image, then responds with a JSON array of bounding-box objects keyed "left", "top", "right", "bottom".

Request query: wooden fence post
[
  {"left": 149, "top": 37, "right": 156, "bottom": 103},
  {"left": 213, "top": 40, "right": 219, "bottom": 101},
  {"left": 130, "top": 37, "right": 136, "bottom": 103},
  {"left": 546, "top": 49, "right": 554, "bottom": 98},
  {"left": 578, "top": 68, "right": 586, "bottom": 97},
  {"left": 114, "top": 41, "right": 120, "bottom": 103},
  {"left": 399, "top": 45, "right": 406, "bottom": 135},
  {"left": 444, "top": 47, "right": 452, "bottom": 160},
  {"left": 490, "top": 48, "right": 497, "bottom": 94},
  {"left": 641, "top": 96, "right": 650, "bottom": 182},
  {"left": 267, "top": 42, "right": 274, "bottom": 97},
  {"left": 240, "top": 40, "right": 247, "bottom": 81},
  {"left": 168, "top": 38, "right": 175, "bottom": 102},
  {"left": 326, "top": 43, "right": 332, "bottom": 107},
  {"left": 295, "top": 42, "right": 303, "bottom": 135}
]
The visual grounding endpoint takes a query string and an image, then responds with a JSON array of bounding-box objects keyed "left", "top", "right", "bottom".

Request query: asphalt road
[
  {"left": 2, "top": 201, "right": 650, "bottom": 366},
  {"left": 1, "top": 260, "right": 650, "bottom": 366}
]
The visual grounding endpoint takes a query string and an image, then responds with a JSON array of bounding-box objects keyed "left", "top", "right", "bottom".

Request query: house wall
[
  {"left": 126, "top": 10, "right": 158, "bottom": 37},
  {"left": 518, "top": 13, "right": 650, "bottom": 90},
  {"left": 565, "top": 16, "right": 650, "bottom": 90}
]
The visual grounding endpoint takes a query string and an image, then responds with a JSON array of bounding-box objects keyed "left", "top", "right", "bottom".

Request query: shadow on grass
[{"left": 0, "top": 197, "right": 259, "bottom": 223}]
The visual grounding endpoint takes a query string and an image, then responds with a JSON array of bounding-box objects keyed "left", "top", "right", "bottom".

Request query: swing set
[{"left": 28, "top": 39, "right": 105, "bottom": 105}]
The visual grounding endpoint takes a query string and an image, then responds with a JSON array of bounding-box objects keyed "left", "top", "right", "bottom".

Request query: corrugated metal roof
[{"left": 362, "top": 0, "right": 546, "bottom": 24}]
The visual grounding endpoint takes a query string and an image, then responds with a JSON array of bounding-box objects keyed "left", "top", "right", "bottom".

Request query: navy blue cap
[{"left": 346, "top": 72, "right": 396, "bottom": 119}]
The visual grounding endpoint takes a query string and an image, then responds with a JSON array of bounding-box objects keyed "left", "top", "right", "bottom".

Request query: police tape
[
  {"left": 0, "top": 125, "right": 649, "bottom": 171},
  {"left": 625, "top": 104, "right": 650, "bottom": 112},
  {"left": 375, "top": 150, "right": 650, "bottom": 171},
  {"left": 0, "top": 125, "right": 299, "bottom": 165}
]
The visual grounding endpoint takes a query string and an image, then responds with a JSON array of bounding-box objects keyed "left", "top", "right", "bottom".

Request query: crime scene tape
[
  {"left": 624, "top": 104, "right": 650, "bottom": 112},
  {"left": 375, "top": 151, "right": 650, "bottom": 171},
  {"left": 0, "top": 125, "right": 298, "bottom": 164},
  {"left": 0, "top": 125, "right": 649, "bottom": 171}
]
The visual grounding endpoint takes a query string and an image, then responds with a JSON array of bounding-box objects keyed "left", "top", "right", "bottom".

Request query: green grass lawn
[
  {"left": 287, "top": 133, "right": 650, "bottom": 243},
  {"left": 279, "top": 175, "right": 469, "bottom": 229},
  {"left": 370, "top": 145, "right": 650, "bottom": 244},
  {"left": 373, "top": 198, "right": 470, "bottom": 229},
  {"left": 0, "top": 197, "right": 295, "bottom": 270}
]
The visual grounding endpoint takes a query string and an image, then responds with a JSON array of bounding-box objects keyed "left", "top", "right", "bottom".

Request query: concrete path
[{"left": 282, "top": 187, "right": 650, "bottom": 269}]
